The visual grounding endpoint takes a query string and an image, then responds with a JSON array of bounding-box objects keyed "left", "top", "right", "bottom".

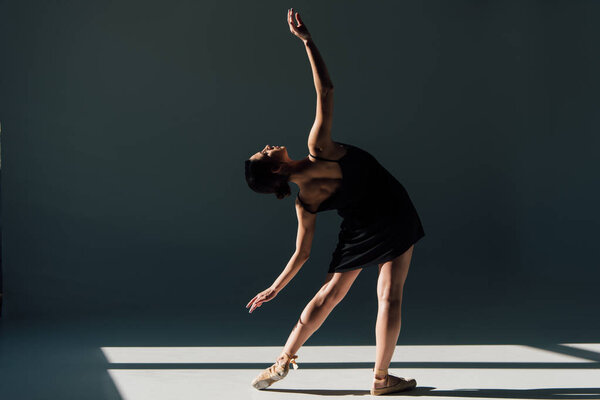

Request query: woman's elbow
[
  {"left": 296, "top": 250, "right": 311, "bottom": 261},
  {"left": 318, "top": 85, "right": 334, "bottom": 96},
  {"left": 317, "top": 86, "right": 333, "bottom": 99}
]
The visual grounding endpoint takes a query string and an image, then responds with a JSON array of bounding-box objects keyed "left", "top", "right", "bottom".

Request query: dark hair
[{"left": 245, "top": 158, "right": 291, "bottom": 200}]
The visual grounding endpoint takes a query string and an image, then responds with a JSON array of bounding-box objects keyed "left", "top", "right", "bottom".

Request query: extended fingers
[
  {"left": 288, "top": 8, "right": 302, "bottom": 28},
  {"left": 249, "top": 301, "right": 263, "bottom": 313},
  {"left": 247, "top": 294, "right": 265, "bottom": 311},
  {"left": 287, "top": 9, "right": 296, "bottom": 30},
  {"left": 248, "top": 299, "right": 257, "bottom": 312},
  {"left": 246, "top": 295, "right": 258, "bottom": 308}
]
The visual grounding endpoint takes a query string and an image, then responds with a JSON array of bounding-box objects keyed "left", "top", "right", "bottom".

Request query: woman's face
[{"left": 249, "top": 144, "right": 290, "bottom": 163}]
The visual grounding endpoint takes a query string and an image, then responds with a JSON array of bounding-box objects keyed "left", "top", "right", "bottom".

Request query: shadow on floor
[{"left": 267, "top": 386, "right": 600, "bottom": 399}]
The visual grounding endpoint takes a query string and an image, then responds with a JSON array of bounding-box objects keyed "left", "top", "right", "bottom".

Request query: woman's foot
[
  {"left": 251, "top": 351, "right": 299, "bottom": 390},
  {"left": 370, "top": 368, "right": 417, "bottom": 396}
]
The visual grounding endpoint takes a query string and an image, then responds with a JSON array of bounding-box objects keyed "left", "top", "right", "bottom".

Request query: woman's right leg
[
  {"left": 281, "top": 268, "right": 362, "bottom": 358},
  {"left": 252, "top": 268, "right": 362, "bottom": 389}
]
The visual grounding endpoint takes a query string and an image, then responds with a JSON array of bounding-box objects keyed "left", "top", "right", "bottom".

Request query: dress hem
[{"left": 328, "top": 233, "right": 425, "bottom": 274}]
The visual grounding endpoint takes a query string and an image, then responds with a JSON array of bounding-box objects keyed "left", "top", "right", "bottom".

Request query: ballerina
[{"left": 244, "top": 8, "right": 425, "bottom": 396}]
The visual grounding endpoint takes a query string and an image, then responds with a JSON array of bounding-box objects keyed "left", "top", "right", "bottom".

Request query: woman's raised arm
[{"left": 288, "top": 8, "right": 335, "bottom": 154}]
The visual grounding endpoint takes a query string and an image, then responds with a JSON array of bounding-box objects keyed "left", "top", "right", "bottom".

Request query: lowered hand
[{"left": 246, "top": 287, "right": 279, "bottom": 313}]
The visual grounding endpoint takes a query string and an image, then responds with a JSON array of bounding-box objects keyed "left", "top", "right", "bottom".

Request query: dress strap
[{"left": 308, "top": 153, "right": 340, "bottom": 162}]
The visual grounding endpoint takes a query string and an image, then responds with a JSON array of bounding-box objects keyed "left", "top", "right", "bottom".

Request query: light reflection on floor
[{"left": 102, "top": 344, "right": 600, "bottom": 399}]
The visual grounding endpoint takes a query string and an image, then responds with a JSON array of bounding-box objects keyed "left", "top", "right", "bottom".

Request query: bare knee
[
  {"left": 377, "top": 290, "right": 403, "bottom": 310},
  {"left": 297, "top": 290, "right": 343, "bottom": 329},
  {"left": 310, "top": 270, "right": 359, "bottom": 311},
  {"left": 316, "top": 287, "right": 346, "bottom": 308}
]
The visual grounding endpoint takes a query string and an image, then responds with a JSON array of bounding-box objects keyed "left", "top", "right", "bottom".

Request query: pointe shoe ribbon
[
  {"left": 290, "top": 355, "right": 299, "bottom": 369},
  {"left": 282, "top": 352, "right": 299, "bottom": 370}
]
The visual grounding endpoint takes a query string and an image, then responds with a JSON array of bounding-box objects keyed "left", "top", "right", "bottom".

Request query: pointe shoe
[
  {"left": 370, "top": 368, "right": 417, "bottom": 396},
  {"left": 251, "top": 351, "right": 299, "bottom": 390}
]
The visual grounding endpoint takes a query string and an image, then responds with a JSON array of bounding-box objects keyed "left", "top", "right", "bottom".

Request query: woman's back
[{"left": 298, "top": 142, "right": 421, "bottom": 227}]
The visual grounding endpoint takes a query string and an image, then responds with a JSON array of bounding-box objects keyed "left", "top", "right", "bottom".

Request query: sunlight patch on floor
[{"left": 103, "top": 344, "right": 600, "bottom": 400}]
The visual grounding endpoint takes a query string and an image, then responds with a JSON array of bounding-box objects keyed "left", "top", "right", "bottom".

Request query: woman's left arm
[
  {"left": 305, "top": 38, "right": 334, "bottom": 153},
  {"left": 288, "top": 9, "right": 335, "bottom": 154}
]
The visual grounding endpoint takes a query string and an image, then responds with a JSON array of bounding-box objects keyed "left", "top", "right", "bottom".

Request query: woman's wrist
[
  {"left": 303, "top": 37, "right": 313, "bottom": 46},
  {"left": 270, "top": 284, "right": 281, "bottom": 293}
]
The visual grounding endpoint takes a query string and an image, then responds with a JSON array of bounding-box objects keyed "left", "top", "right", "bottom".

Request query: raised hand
[
  {"left": 246, "top": 286, "right": 279, "bottom": 313},
  {"left": 287, "top": 8, "right": 311, "bottom": 42}
]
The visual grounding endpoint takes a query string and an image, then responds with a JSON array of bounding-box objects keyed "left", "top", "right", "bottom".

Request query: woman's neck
[{"left": 287, "top": 157, "right": 313, "bottom": 188}]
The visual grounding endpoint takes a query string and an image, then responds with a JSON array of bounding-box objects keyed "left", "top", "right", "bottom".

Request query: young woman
[{"left": 244, "top": 8, "right": 425, "bottom": 396}]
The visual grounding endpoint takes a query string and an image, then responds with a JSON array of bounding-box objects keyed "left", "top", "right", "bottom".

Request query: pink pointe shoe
[
  {"left": 251, "top": 351, "right": 299, "bottom": 390},
  {"left": 370, "top": 367, "right": 417, "bottom": 395}
]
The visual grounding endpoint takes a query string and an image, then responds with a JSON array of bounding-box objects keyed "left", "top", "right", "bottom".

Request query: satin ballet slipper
[
  {"left": 251, "top": 351, "right": 299, "bottom": 390},
  {"left": 370, "top": 367, "right": 417, "bottom": 396}
]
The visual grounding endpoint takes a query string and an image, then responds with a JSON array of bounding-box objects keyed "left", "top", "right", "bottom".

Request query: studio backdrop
[{"left": 1, "top": 0, "right": 598, "bottom": 342}]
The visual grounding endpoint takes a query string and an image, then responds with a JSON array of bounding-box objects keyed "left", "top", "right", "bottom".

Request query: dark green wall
[{"left": 1, "top": 1, "right": 598, "bottom": 341}]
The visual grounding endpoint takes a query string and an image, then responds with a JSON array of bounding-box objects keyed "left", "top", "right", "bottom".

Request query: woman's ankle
[
  {"left": 373, "top": 367, "right": 388, "bottom": 380},
  {"left": 276, "top": 351, "right": 293, "bottom": 365}
]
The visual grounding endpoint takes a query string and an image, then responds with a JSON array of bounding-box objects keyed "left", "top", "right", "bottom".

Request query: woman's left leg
[{"left": 373, "top": 245, "right": 414, "bottom": 379}]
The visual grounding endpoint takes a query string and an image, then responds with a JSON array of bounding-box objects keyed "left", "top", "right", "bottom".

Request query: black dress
[{"left": 297, "top": 142, "right": 425, "bottom": 273}]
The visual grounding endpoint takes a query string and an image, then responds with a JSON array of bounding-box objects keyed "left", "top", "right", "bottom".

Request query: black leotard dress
[{"left": 297, "top": 142, "right": 425, "bottom": 273}]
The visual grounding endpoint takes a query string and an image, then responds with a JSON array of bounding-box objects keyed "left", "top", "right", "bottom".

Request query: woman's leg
[
  {"left": 373, "top": 245, "right": 414, "bottom": 382},
  {"left": 281, "top": 268, "right": 362, "bottom": 358}
]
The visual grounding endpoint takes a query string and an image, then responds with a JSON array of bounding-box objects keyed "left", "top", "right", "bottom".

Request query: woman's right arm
[
  {"left": 246, "top": 187, "right": 317, "bottom": 313},
  {"left": 270, "top": 199, "right": 316, "bottom": 292}
]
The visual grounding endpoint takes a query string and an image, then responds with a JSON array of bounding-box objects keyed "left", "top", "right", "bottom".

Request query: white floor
[{"left": 103, "top": 344, "right": 600, "bottom": 399}]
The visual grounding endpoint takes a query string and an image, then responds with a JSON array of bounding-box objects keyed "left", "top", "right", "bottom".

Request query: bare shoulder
[{"left": 308, "top": 140, "right": 347, "bottom": 161}]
